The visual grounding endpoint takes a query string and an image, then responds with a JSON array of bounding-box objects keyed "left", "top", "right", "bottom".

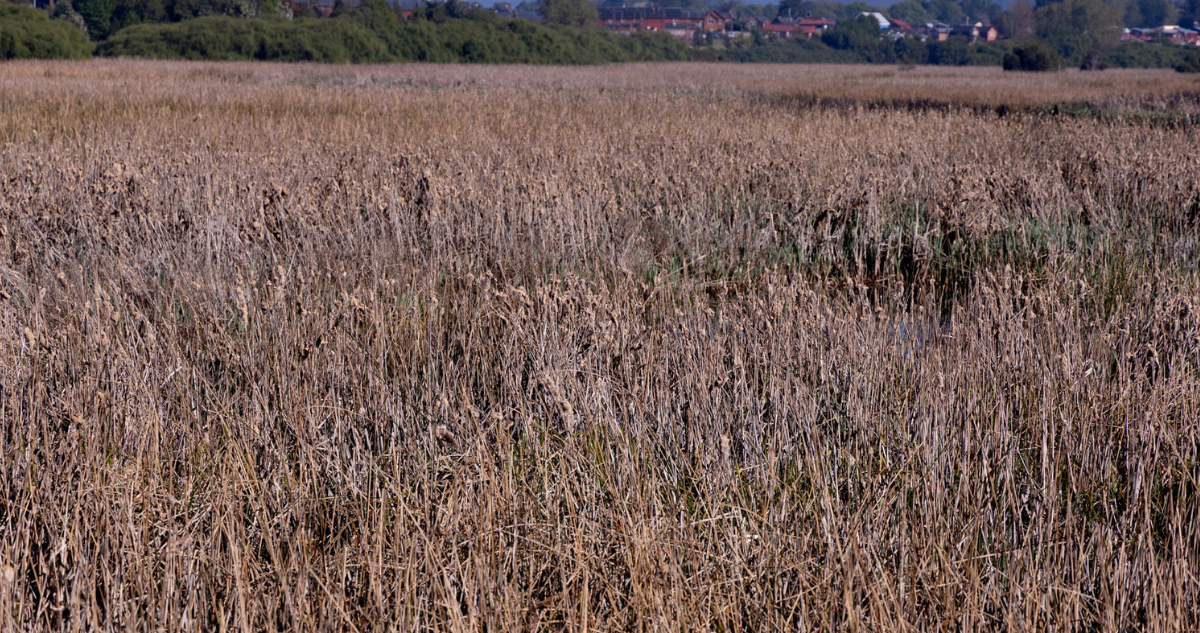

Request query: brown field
[{"left": 1, "top": 60, "right": 1198, "bottom": 630}]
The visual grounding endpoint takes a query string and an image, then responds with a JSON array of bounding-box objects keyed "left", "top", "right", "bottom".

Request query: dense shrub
[
  {"left": 894, "top": 36, "right": 928, "bottom": 64},
  {"left": 0, "top": 3, "right": 93, "bottom": 60},
  {"left": 72, "top": 0, "right": 280, "bottom": 39},
  {"left": 821, "top": 16, "right": 881, "bottom": 51},
  {"left": 1079, "top": 49, "right": 1106, "bottom": 70},
  {"left": 714, "top": 36, "right": 866, "bottom": 63},
  {"left": 98, "top": 11, "right": 692, "bottom": 63},
  {"left": 1034, "top": 0, "right": 1120, "bottom": 63},
  {"left": 1002, "top": 41, "right": 1060, "bottom": 70},
  {"left": 715, "top": 32, "right": 1008, "bottom": 66},
  {"left": 1102, "top": 42, "right": 1191, "bottom": 68},
  {"left": 73, "top": 0, "right": 116, "bottom": 40},
  {"left": 363, "top": 7, "right": 692, "bottom": 64},
  {"left": 98, "top": 16, "right": 391, "bottom": 62},
  {"left": 891, "top": 39, "right": 1005, "bottom": 67},
  {"left": 539, "top": 0, "right": 597, "bottom": 27},
  {"left": 960, "top": 41, "right": 1014, "bottom": 66},
  {"left": 9, "top": 0, "right": 1200, "bottom": 69},
  {"left": 1176, "top": 49, "right": 1200, "bottom": 73}
]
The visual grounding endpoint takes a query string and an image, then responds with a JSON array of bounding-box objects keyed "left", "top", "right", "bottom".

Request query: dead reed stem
[{"left": 0, "top": 60, "right": 1197, "bottom": 631}]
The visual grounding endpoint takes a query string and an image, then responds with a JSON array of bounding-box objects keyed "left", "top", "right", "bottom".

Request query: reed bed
[{"left": 1, "top": 60, "right": 1198, "bottom": 631}]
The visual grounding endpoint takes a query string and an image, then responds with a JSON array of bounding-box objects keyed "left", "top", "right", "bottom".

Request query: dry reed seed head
[
  {"left": 434, "top": 424, "right": 457, "bottom": 446},
  {"left": 1, "top": 61, "right": 1198, "bottom": 631}
]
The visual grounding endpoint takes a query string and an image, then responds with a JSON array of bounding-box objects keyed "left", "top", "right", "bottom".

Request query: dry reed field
[{"left": 1, "top": 60, "right": 1199, "bottom": 630}]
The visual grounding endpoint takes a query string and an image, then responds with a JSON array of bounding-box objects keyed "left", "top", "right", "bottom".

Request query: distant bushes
[
  {"left": 821, "top": 16, "right": 883, "bottom": 55},
  {"left": 927, "top": 40, "right": 1011, "bottom": 66},
  {"left": 1105, "top": 42, "right": 1194, "bottom": 69},
  {"left": 8, "top": 0, "right": 1200, "bottom": 69},
  {"left": 704, "top": 30, "right": 1010, "bottom": 66},
  {"left": 98, "top": 16, "right": 392, "bottom": 62},
  {"left": 387, "top": 15, "right": 691, "bottom": 63},
  {"left": 0, "top": 3, "right": 93, "bottom": 60},
  {"left": 97, "top": 9, "right": 692, "bottom": 64},
  {"left": 711, "top": 36, "right": 864, "bottom": 64},
  {"left": 1176, "top": 50, "right": 1200, "bottom": 73},
  {"left": 1002, "top": 41, "right": 1061, "bottom": 71},
  {"left": 1079, "top": 49, "right": 1106, "bottom": 70}
]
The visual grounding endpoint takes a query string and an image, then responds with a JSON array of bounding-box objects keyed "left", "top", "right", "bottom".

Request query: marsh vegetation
[{"left": 1, "top": 61, "right": 1198, "bottom": 630}]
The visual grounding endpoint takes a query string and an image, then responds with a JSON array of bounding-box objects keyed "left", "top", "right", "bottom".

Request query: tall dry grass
[{"left": 1, "top": 60, "right": 1198, "bottom": 630}]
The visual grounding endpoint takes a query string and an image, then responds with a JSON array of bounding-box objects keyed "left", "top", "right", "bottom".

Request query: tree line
[
  {"left": 2, "top": 0, "right": 692, "bottom": 62},
  {"left": 705, "top": 0, "right": 1199, "bottom": 69},
  {"left": 2, "top": 0, "right": 1198, "bottom": 71}
]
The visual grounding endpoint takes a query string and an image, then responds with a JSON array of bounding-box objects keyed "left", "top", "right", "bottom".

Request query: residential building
[
  {"left": 597, "top": 7, "right": 707, "bottom": 39},
  {"left": 859, "top": 12, "right": 890, "bottom": 28},
  {"left": 797, "top": 18, "right": 835, "bottom": 38}
]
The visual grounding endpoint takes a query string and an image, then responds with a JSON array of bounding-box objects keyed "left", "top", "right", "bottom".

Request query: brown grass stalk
[{"left": 0, "top": 60, "right": 1197, "bottom": 631}]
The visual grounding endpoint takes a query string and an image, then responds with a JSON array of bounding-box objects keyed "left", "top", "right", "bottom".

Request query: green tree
[
  {"left": 112, "top": 0, "right": 168, "bottom": 31},
  {"left": 1134, "top": 0, "right": 1176, "bottom": 26},
  {"left": 1181, "top": 0, "right": 1200, "bottom": 26},
  {"left": 735, "top": 2, "right": 778, "bottom": 18},
  {"left": 98, "top": 11, "right": 693, "bottom": 63},
  {"left": 820, "top": 14, "right": 896, "bottom": 61},
  {"left": 961, "top": 0, "right": 1003, "bottom": 21},
  {"left": 927, "top": 0, "right": 965, "bottom": 22},
  {"left": 539, "top": 0, "right": 597, "bottom": 26},
  {"left": 1002, "top": 40, "right": 1061, "bottom": 69},
  {"left": 354, "top": 0, "right": 399, "bottom": 29},
  {"left": 893, "top": 35, "right": 928, "bottom": 62},
  {"left": 821, "top": 15, "right": 879, "bottom": 50},
  {"left": 1079, "top": 48, "right": 1107, "bottom": 68},
  {"left": 888, "top": 0, "right": 929, "bottom": 24},
  {"left": 928, "top": 37, "right": 970, "bottom": 63},
  {"left": 836, "top": 0, "right": 878, "bottom": 20},
  {"left": 782, "top": 0, "right": 876, "bottom": 20},
  {"left": 1119, "top": 0, "right": 1143, "bottom": 26},
  {"left": 1036, "top": 0, "right": 1121, "bottom": 61},
  {"left": 52, "top": 0, "right": 91, "bottom": 34},
  {"left": 75, "top": 0, "right": 115, "bottom": 39},
  {"left": 1176, "top": 49, "right": 1200, "bottom": 72},
  {"left": 997, "top": 0, "right": 1036, "bottom": 38},
  {"left": 0, "top": 3, "right": 93, "bottom": 58}
]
